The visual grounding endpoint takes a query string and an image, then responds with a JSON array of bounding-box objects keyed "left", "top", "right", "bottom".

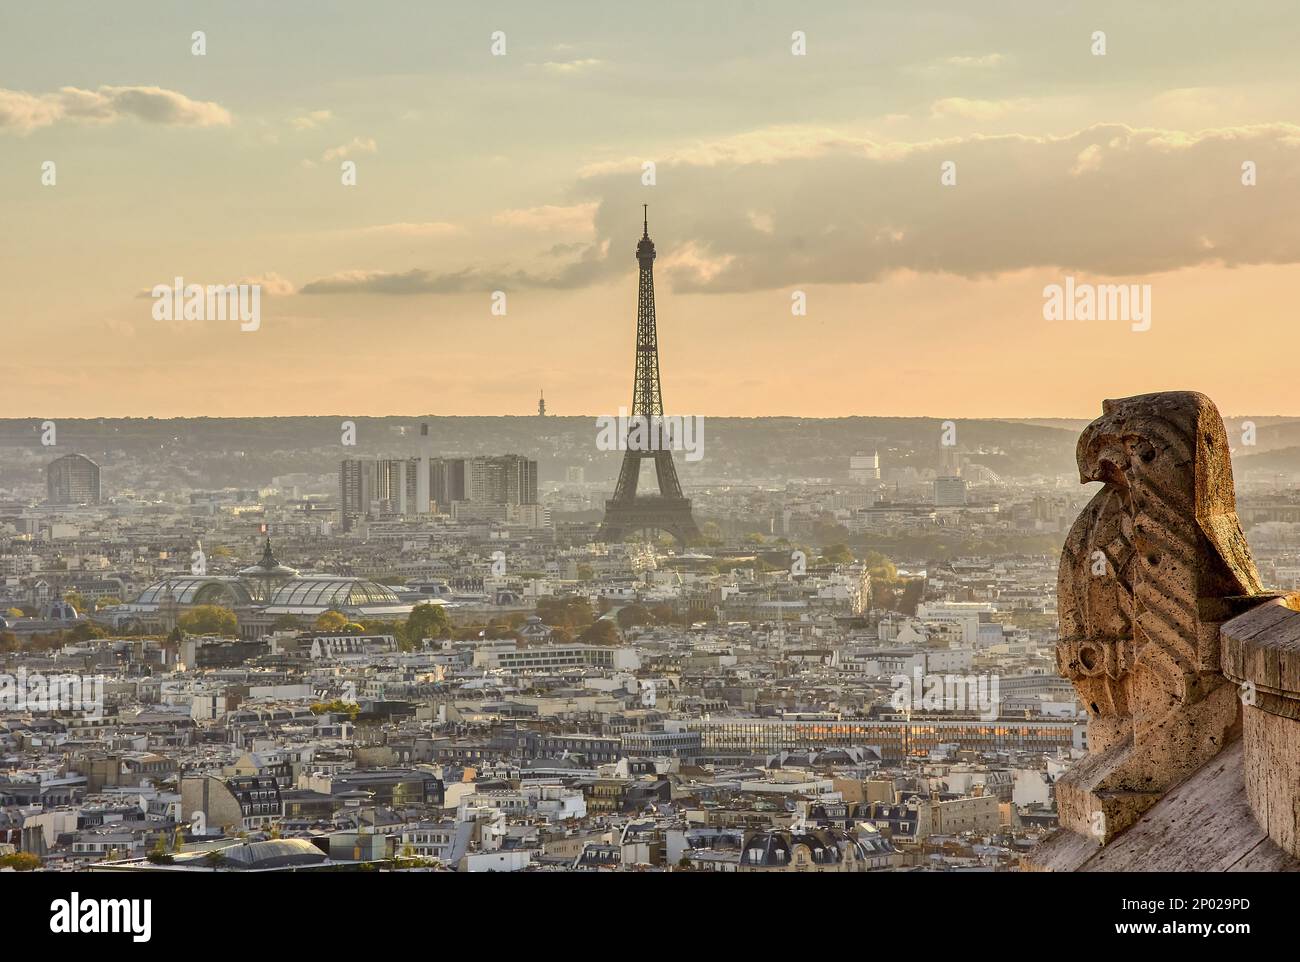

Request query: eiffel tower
[{"left": 598, "top": 208, "right": 700, "bottom": 548}]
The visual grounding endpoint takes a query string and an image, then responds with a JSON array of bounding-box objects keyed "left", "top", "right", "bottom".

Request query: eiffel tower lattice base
[{"left": 599, "top": 495, "right": 700, "bottom": 548}]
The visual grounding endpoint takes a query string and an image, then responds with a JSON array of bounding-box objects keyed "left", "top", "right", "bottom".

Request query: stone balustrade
[{"left": 1220, "top": 596, "right": 1300, "bottom": 858}]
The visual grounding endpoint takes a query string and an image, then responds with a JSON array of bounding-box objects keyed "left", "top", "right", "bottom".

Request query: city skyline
[{"left": 6, "top": 0, "right": 1299, "bottom": 907}]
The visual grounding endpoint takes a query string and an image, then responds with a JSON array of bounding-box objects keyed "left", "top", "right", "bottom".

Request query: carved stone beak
[{"left": 1077, "top": 427, "right": 1129, "bottom": 489}]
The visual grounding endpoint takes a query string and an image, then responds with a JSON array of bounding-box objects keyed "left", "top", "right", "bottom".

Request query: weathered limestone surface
[
  {"left": 1051, "top": 391, "right": 1271, "bottom": 845},
  {"left": 1027, "top": 738, "right": 1300, "bottom": 872},
  {"left": 1221, "top": 596, "right": 1300, "bottom": 857}
]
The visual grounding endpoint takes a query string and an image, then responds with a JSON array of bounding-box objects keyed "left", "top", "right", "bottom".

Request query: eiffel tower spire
[{"left": 598, "top": 211, "right": 700, "bottom": 548}]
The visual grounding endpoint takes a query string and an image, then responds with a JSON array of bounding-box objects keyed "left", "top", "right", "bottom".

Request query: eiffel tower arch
[{"left": 598, "top": 209, "right": 701, "bottom": 549}]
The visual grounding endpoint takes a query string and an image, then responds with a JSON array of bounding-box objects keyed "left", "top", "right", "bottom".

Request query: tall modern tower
[
  {"left": 46, "top": 453, "right": 101, "bottom": 504},
  {"left": 598, "top": 209, "right": 700, "bottom": 548},
  {"left": 416, "top": 422, "right": 432, "bottom": 514}
]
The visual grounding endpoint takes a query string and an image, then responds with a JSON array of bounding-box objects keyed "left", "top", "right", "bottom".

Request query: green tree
[
  {"left": 821, "top": 543, "right": 855, "bottom": 565},
  {"left": 66, "top": 621, "right": 106, "bottom": 642},
  {"left": 147, "top": 834, "right": 174, "bottom": 865},
  {"left": 357, "top": 618, "right": 400, "bottom": 639},
  {"left": 0, "top": 852, "right": 41, "bottom": 871},
  {"left": 578, "top": 619, "right": 621, "bottom": 646},
  {"left": 311, "top": 698, "right": 361, "bottom": 720},
  {"left": 177, "top": 605, "right": 238, "bottom": 637},
  {"left": 651, "top": 603, "right": 677, "bottom": 625},
  {"left": 62, "top": 591, "right": 86, "bottom": 611},
  {"left": 813, "top": 521, "right": 852, "bottom": 543},
  {"left": 201, "top": 850, "right": 229, "bottom": 869},
  {"left": 575, "top": 564, "right": 594, "bottom": 582},
  {"left": 403, "top": 603, "right": 452, "bottom": 650},
  {"left": 616, "top": 604, "right": 653, "bottom": 630},
  {"left": 315, "top": 610, "right": 349, "bottom": 630},
  {"left": 270, "top": 614, "right": 300, "bottom": 632},
  {"left": 868, "top": 560, "right": 898, "bottom": 581},
  {"left": 537, "top": 596, "right": 594, "bottom": 628},
  {"left": 861, "top": 550, "right": 891, "bottom": 568}
]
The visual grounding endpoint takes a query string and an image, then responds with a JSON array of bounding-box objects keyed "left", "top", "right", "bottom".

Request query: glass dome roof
[
  {"left": 266, "top": 577, "right": 400, "bottom": 609},
  {"left": 134, "top": 577, "right": 254, "bottom": 607},
  {"left": 174, "top": 837, "right": 326, "bottom": 869}
]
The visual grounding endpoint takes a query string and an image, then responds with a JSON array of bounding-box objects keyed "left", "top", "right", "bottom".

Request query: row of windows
[
  {"left": 688, "top": 722, "right": 1074, "bottom": 754},
  {"left": 542, "top": 739, "right": 618, "bottom": 750},
  {"left": 239, "top": 790, "right": 277, "bottom": 800}
]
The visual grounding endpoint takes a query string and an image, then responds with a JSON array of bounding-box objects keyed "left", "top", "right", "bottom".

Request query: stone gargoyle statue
[{"left": 1053, "top": 391, "right": 1271, "bottom": 843}]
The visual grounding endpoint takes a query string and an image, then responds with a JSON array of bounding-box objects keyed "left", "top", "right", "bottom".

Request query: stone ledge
[
  {"left": 1024, "top": 738, "right": 1300, "bottom": 872},
  {"left": 1220, "top": 595, "right": 1300, "bottom": 857},
  {"left": 1221, "top": 595, "right": 1300, "bottom": 719}
]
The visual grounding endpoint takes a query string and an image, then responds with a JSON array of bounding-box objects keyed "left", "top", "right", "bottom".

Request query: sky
[{"left": 4, "top": 0, "right": 1300, "bottom": 418}]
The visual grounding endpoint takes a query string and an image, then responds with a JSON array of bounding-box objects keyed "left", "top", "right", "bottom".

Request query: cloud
[
  {"left": 300, "top": 242, "right": 613, "bottom": 295},
  {"left": 537, "top": 58, "right": 605, "bottom": 74},
  {"left": 571, "top": 121, "right": 1300, "bottom": 292},
  {"left": 135, "top": 270, "right": 296, "bottom": 296},
  {"left": 746, "top": 210, "right": 775, "bottom": 234},
  {"left": 658, "top": 242, "right": 736, "bottom": 286},
  {"left": 241, "top": 273, "right": 296, "bottom": 295},
  {"left": 291, "top": 109, "right": 332, "bottom": 130},
  {"left": 930, "top": 97, "right": 1022, "bottom": 121},
  {"left": 322, "top": 136, "right": 377, "bottom": 162},
  {"left": 0, "top": 85, "right": 231, "bottom": 133},
  {"left": 348, "top": 222, "right": 462, "bottom": 238},
  {"left": 134, "top": 273, "right": 296, "bottom": 297},
  {"left": 299, "top": 268, "right": 478, "bottom": 295},
  {"left": 577, "top": 125, "right": 868, "bottom": 176},
  {"left": 302, "top": 222, "right": 462, "bottom": 238},
  {"left": 0, "top": 90, "right": 62, "bottom": 131},
  {"left": 1070, "top": 143, "right": 1104, "bottom": 175},
  {"left": 299, "top": 122, "right": 1300, "bottom": 296},
  {"left": 492, "top": 202, "right": 598, "bottom": 233},
  {"left": 945, "top": 54, "right": 1006, "bottom": 68}
]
